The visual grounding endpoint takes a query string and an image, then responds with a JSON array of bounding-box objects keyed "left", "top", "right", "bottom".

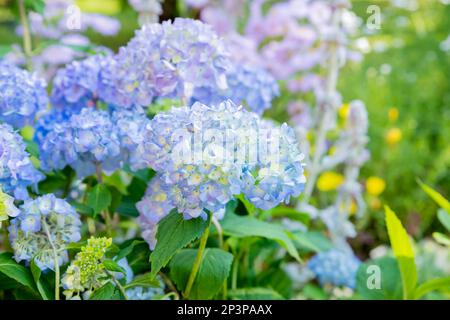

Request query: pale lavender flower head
[
  {"left": 136, "top": 100, "right": 306, "bottom": 248},
  {"left": 0, "top": 61, "right": 48, "bottom": 128},
  {"left": 192, "top": 64, "right": 279, "bottom": 115},
  {"left": 8, "top": 194, "right": 81, "bottom": 271},
  {"left": 99, "top": 18, "right": 230, "bottom": 108},
  {"left": 0, "top": 123, "right": 44, "bottom": 200},
  {"left": 37, "top": 108, "right": 122, "bottom": 178},
  {"left": 307, "top": 249, "right": 361, "bottom": 289},
  {"left": 51, "top": 54, "right": 114, "bottom": 114}
]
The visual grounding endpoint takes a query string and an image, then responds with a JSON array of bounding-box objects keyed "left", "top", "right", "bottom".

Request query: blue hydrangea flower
[
  {"left": 126, "top": 277, "right": 166, "bottom": 300},
  {"left": 33, "top": 109, "right": 72, "bottom": 146},
  {"left": 8, "top": 194, "right": 81, "bottom": 271},
  {"left": 111, "top": 107, "right": 152, "bottom": 171},
  {"left": 99, "top": 18, "right": 230, "bottom": 108},
  {"left": 137, "top": 176, "right": 175, "bottom": 250},
  {"left": 239, "top": 121, "right": 306, "bottom": 210},
  {"left": 51, "top": 54, "right": 114, "bottom": 115},
  {"left": 307, "top": 249, "right": 361, "bottom": 289},
  {"left": 0, "top": 61, "right": 48, "bottom": 128},
  {"left": 137, "top": 100, "right": 306, "bottom": 248},
  {"left": 0, "top": 123, "right": 44, "bottom": 200},
  {"left": 37, "top": 108, "right": 122, "bottom": 178},
  {"left": 193, "top": 64, "right": 279, "bottom": 115}
]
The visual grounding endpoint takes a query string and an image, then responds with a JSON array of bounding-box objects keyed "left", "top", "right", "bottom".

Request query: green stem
[
  {"left": 183, "top": 214, "right": 211, "bottom": 299},
  {"left": 62, "top": 171, "right": 75, "bottom": 199},
  {"left": 18, "top": 0, "right": 33, "bottom": 70},
  {"left": 211, "top": 216, "right": 223, "bottom": 248},
  {"left": 95, "top": 163, "right": 112, "bottom": 235},
  {"left": 105, "top": 270, "right": 129, "bottom": 300},
  {"left": 42, "top": 220, "right": 60, "bottom": 300},
  {"left": 159, "top": 272, "right": 179, "bottom": 300}
]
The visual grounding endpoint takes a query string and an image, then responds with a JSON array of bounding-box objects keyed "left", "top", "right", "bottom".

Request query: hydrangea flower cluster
[
  {"left": 111, "top": 107, "right": 151, "bottom": 171},
  {"left": 51, "top": 54, "right": 114, "bottom": 115},
  {"left": 0, "top": 123, "right": 44, "bottom": 200},
  {"left": 62, "top": 237, "right": 112, "bottom": 300},
  {"left": 307, "top": 249, "right": 361, "bottom": 288},
  {"left": 36, "top": 106, "right": 150, "bottom": 178},
  {"left": 137, "top": 100, "right": 305, "bottom": 248},
  {"left": 99, "top": 18, "right": 230, "bottom": 108},
  {"left": 37, "top": 108, "right": 122, "bottom": 178},
  {"left": 8, "top": 194, "right": 81, "bottom": 271},
  {"left": 0, "top": 61, "right": 48, "bottom": 128},
  {"left": 192, "top": 65, "right": 280, "bottom": 115},
  {"left": 126, "top": 277, "right": 166, "bottom": 300}
]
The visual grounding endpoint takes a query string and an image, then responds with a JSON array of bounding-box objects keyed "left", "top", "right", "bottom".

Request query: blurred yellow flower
[
  {"left": 366, "top": 176, "right": 386, "bottom": 196},
  {"left": 339, "top": 103, "right": 350, "bottom": 119},
  {"left": 369, "top": 197, "right": 382, "bottom": 210},
  {"left": 349, "top": 200, "right": 357, "bottom": 216},
  {"left": 317, "top": 171, "right": 344, "bottom": 191},
  {"left": 385, "top": 127, "right": 402, "bottom": 145},
  {"left": 388, "top": 107, "right": 399, "bottom": 122}
]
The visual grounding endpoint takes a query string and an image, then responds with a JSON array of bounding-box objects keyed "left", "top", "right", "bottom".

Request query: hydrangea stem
[
  {"left": 105, "top": 269, "right": 129, "bottom": 300},
  {"left": 95, "top": 162, "right": 112, "bottom": 235},
  {"left": 183, "top": 213, "right": 211, "bottom": 299},
  {"left": 42, "top": 220, "right": 60, "bottom": 300},
  {"left": 211, "top": 216, "right": 223, "bottom": 248},
  {"left": 18, "top": 0, "right": 33, "bottom": 70}
]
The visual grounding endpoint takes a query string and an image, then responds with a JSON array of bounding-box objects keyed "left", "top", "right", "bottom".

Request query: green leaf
[
  {"left": 0, "top": 272, "right": 21, "bottom": 290},
  {"left": 103, "top": 172, "right": 129, "bottom": 195},
  {"left": 103, "top": 260, "right": 126, "bottom": 274},
  {"left": 291, "top": 231, "right": 333, "bottom": 253},
  {"left": 385, "top": 206, "right": 415, "bottom": 258},
  {"left": 116, "top": 196, "right": 140, "bottom": 217},
  {"left": 0, "top": 45, "right": 13, "bottom": 58},
  {"left": 432, "top": 232, "right": 450, "bottom": 246},
  {"left": 384, "top": 206, "right": 417, "bottom": 300},
  {"left": 150, "top": 211, "right": 207, "bottom": 278},
  {"left": 414, "top": 277, "right": 450, "bottom": 299},
  {"left": 124, "top": 273, "right": 161, "bottom": 289},
  {"left": 87, "top": 184, "right": 112, "bottom": 216},
  {"left": 228, "top": 288, "right": 284, "bottom": 300},
  {"left": 237, "top": 195, "right": 256, "bottom": 215},
  {"left": 221, "top": 213, "right": 301, "bottom": 262},
  {"left": 38, "top": 175, "right": 67, "bottom": 194},
  {"left": 25, "top": 0, "right": 45, "bottom": 14},
  {"left": 116, "top": 240, "right": 145, "bottom": 261},
  {"left": 126, "top": 177, "right": 148, "bottom": 202},
  {"left": 437, "top": 209, "right": 450, "bottom": 232},
  {"left": 0, "top": 253, "right": 37, "bottom": 292},
  {"left": 25, "top": 140, "right": 39, "bottom": 158},
  {"left": 89, "top": 282, "right": 117, "bottom": 300},
  {"left": 30, "top": 259, "right": 53, "bottom": 300},
  {"left": 170, "top": 248, "right": 233, "bottom": 300},
  {"left": 356, "top": 257, "right": 403, "bottom": 300},
  {"left": 13, "top": 287, "right": 41, "bottom": 300},
  {"left": 256, "top": 268, "right": 292, "bottom": 298},
  {"left": 419, "top": 181, "right": 450, "bottom": 214},
  {"left": 301, "top": 284, "right": 327, "bottom": 300},
  {"left": 263, "top": 206, "right": 310, "bottom": 225},
  {"left": 69, "top": 201, "right": 94, "bottom": 217}
]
